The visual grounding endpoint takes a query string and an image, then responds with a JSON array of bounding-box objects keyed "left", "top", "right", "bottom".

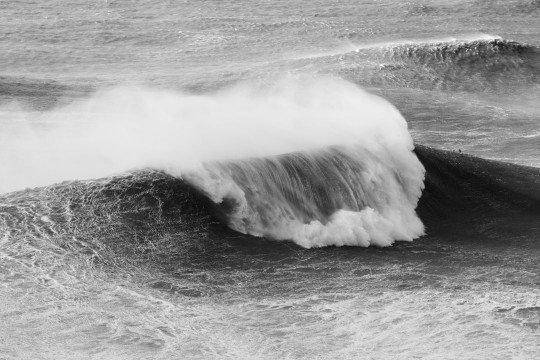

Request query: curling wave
[
  {"left": 381, "top": 38, "right": 540, "bottom": 91},
  {"left": 183, "top": 145, "right": 424, "bottom": 248},
  {"left": 0, "top": 77, "right": 425, "bottom": 248}
]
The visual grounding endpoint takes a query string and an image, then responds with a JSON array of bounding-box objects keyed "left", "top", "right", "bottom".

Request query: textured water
[{"left": 1, "top": 1, "right": 539, "bottom": 359}]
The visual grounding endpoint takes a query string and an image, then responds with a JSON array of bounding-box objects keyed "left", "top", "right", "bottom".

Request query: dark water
[{"left": 1, "top": 1, "right": 539, "bottom": 359}]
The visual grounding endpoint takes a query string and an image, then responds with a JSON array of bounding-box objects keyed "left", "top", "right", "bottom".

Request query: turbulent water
[{"left": 1, "top": 1, "right": 539, "bottom": 359}]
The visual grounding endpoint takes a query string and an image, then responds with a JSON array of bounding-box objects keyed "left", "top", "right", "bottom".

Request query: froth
[{"left": 184, "top": 145, "right": 425, "bottom": 248}]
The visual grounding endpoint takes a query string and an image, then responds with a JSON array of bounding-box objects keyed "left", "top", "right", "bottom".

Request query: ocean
[{"left": 1, "top": 1, "right": 539, "bottom": 359}]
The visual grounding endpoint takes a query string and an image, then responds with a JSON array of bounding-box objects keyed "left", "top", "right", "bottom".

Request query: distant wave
[
  {"left": 301, "top": 36, "right": 540, "bottom": 91},
  {"left": 0, "top": 75, "right": 92, "bottom": 110},
  {"left": 385, "top": 38, "right": 537, "bottom": 69},
  {"left": 373, "top": 38, "right": 540, "bottom": 90},
  {"left": 385, "top": 38, "right": 539, "bottom": 90},
  {"left": 1, "top": 78, "right": 538, "bottom": 250}
]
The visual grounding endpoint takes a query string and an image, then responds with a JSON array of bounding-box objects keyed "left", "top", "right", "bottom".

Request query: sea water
[{"left": 1, "top": 1, "right": 539, "bottom": 359}]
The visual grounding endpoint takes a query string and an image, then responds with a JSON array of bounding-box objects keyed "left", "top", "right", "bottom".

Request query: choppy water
[{"left": 1, "top": 1, "right": 539, "bottom": 359}]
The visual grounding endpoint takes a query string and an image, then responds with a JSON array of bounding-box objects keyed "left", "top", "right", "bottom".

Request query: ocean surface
[{"left": 1, "top": 1, "right": 539, "bottom": 359}]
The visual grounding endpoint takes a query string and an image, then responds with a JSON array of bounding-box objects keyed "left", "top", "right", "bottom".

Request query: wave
[
  {"left": 0, "top": 75, "right": 92, "bottom": 110},
  {"left": 386, "top": 38, "right": 537, "bottom": 69},
  {"left": 1, "top": 78, "right": 538, "bottom": 250},
  {"left": 319, "top": 37, "right": 540, "bottom": 91},
  {"left": 2, "top": 144, "right": 538, "bottom": 256},
  {"left": 184, "top": 145, "right": 424, "bottom": 248},
  {"left": 0, "top": 78, "right": 425, "bottom": 248}
]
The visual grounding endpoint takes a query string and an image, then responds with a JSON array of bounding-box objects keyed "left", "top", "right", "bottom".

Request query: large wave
[
  {"left": 184, "top": 146, "right": 424, "bottom": 248},
  {"left": 2, "top": 145, "right": 538, "bottom": 258},
  {"left": 0, "top": 77, "right": 425, "bottom": 248}
]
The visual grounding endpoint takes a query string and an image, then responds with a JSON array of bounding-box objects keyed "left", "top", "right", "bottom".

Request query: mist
[{"left": 0, "top": 77, "right": 418, "bottom": 195}]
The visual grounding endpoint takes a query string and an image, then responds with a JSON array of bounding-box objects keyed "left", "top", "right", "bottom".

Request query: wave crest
[{"left": 184, "top": 145, "right": 424, "bottom": 248}]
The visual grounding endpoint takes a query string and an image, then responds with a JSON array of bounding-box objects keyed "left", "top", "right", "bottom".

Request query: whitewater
[
  {"left": 0, "top": 78, "right": 425, "bottom": 248},
  {"left": 1, "top": 1, "right": 539, "bottom": 359}
]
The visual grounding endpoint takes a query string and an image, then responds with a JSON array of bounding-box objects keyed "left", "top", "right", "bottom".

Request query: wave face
[
  {"left": 0, "top": 78, "right": 425, "bottom": 248},
  {"left": 414, "top": 145, "right": 540, "bottom": 242}
]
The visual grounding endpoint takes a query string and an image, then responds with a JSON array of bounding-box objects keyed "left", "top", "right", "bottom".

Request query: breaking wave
[
  {"left": 320, "top": 36, "right": 540, "bottom": 91},
  {"left": 184, "top": 145, "right": 424, "bottom": 248},
  {"left": 0, "top": 77, "right": 425, "bottom": 248},
  {"left": 2, "top": 145, "right": 538, "bottom": 258}
]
